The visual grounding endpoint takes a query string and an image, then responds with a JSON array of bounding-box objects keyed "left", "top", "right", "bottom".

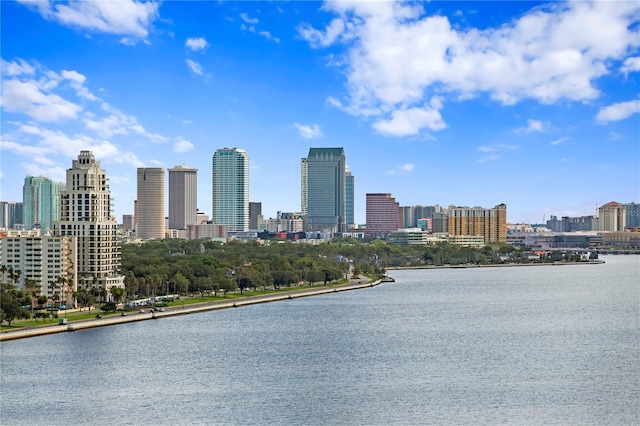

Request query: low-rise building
[{"left": 187, "top": 223, "right": 228, "bottom": 240}]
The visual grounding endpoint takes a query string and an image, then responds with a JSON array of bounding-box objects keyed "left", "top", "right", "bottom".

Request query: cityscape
[
  {"left": 1, "top": 2, "right": 639, "bottom": 425},
  {"left": 1, "top": 147, "right": 639, "bottom": 305}
]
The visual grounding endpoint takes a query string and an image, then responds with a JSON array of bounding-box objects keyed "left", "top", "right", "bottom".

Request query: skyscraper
[
  {"left": 168, "top": 165, "right": 198, "bottom": 231},
  {"left": 0, "top": 201, "right": 23, "bottom": 229},
  {"left": 301, "top": 147, "right": 347, "bottom": 233},
  {"left": 52, "top": 150, "right": 124, "bottom": 293},
  {"left": 136, "top": 168, "right": 166, "bottom": 239},
  {"left": 212, "top": 148, "right": 249, "bottom": 233},
  {"left": 249, "top": 201, "right": 262, "bottom": 230},
  {"left": 345, "top": 166, "right": 355, "bottom": 227},
  {"left": 23, "top": 176, "right": 65, "bottom": 231},
  {"left": 366, "top": 193, "right": 401, "bottom": 237},
  {"left": 448, "top": 203, "right": 507, "bottom": 243}
]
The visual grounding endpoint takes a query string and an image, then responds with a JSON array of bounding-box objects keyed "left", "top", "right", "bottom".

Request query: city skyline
[{"left": 1, "top": 1, "right": 639, "bottom": 224}]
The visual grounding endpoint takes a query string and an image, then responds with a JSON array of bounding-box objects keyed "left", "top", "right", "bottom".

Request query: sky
[{"left": 1, "top": 0, "right": 639, "bottom": 225}]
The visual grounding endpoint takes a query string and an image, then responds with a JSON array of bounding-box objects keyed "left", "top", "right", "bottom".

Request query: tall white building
[
  {"left": 52, "top": 150, "right": 124, "bottom": 293},
  {"left": 136, "top": 168, "right": 166, "bottom": 239},
  {"left": 212, "top": 148, "right": 249, "bottom": 233},
  {"left": 168, "top": 165, "right": 198, "bottom": 231}
]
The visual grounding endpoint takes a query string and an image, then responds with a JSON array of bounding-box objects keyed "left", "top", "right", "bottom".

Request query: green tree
[
  {"left": 1, "top": 292, "right": 26, "bottom": 326},
  {"left": 171, "top": 272, "right": 189, "bottom": 295}
]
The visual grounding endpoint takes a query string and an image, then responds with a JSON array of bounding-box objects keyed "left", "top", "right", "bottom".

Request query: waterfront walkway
[{"left": 0, "top": 278, "right": 380, "bottom": 342}]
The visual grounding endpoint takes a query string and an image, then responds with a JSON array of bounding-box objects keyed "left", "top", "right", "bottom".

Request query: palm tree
[
  {"left": 109, "top": 287, "right": 126, "bottom": 305},
  {"left": 0, "top": 264, "right": 7, "bottom": 284},
  {"left": 48, "top": 280, "right": 59, "bottom": 306}
]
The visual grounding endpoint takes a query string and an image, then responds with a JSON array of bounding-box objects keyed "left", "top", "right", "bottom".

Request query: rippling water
[{"left": 1, "top": 255, "right": 638, "bottom": 425}]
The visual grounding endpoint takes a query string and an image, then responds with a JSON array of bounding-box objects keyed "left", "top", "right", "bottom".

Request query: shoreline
[
  {"left": 386, "top": 260, "right": 605, "bottom": 270},
  {"left": 0, "top": 279, "right": 380, "bottom": 342}
]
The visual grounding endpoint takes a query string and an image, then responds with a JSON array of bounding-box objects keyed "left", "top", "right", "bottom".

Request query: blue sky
[{"left": 1, "top": 0, "right": 639, "bottom": 225}]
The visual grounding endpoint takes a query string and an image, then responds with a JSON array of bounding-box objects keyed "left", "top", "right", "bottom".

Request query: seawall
[{"left": 0, "top": 280, "right": 380, "bottom": 342}]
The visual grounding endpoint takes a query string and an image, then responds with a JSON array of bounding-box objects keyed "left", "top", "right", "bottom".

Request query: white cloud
[
  {"left": 17, "top": 0, "right": 160, "bottom": 45},
  {"left": 550, "top": 137, "right": 570, "bottom": 146},
  {"left": 240, "top": 13, "right": 259, "bottom": 25},
  {"left": 4, "top": 124, "right": 144, "bottom": 167},
  {"left": 297, "top": 18, "right": 345, "bottom": 49},
  {"left": 259, "top": 31, "right": 280, "bottom": 43},
  {"left": 372, "top": 101, "right": 446, "bottom": 137},
  {"left": 596, "top": 100, "right": 640, "bottom": 123},
  {"left": 185, "top": 59, "right": 204, "bottom": 76},
  {"left": 514, "top": 119, "right": 547, "bottom": 134},
  {"left": 83, "top": 102, "right": 166, "bottom": 142},
  {"left": 174, "top": 137, "right": 194, "bottom": 153},
  {"left": 299, "top": 1, "right": 640, "bottom": 136},
  {"left": 292, "top": 123, "right": 323, "bottom": 139},
  {"left": 185, "top": 37, "right": 208, "bottom": 51},
  {"left": 1, "top": 58, "right": 101, "bottom": 121},
  {"left": 399, "top": 163, "right": 414, "bottom": 172},
  {"left": 621, "top": 57, "right": 640, "bottom": 75},
  {"left": 1, "top": 58, "right": 35, "bottom": 76},
  {"left": 1, "top": 79, "right": 82, "bottom": 122}
]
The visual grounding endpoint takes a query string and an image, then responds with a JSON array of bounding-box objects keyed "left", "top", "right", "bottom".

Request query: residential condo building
[
  {"left": 448, "top": 203, "right": 507, "bottom": 243},
  {"left": 23, "top": 176, "right": 65, "bottom": 231},
  {"left": 52, "top": 150, "right": 124, "bottom": 293},
  {"left": 0, "top": 201, "right": 23, "bottom": 230},
  {"left": 0, "top": 235, "right": 77, "bottom": 305},
  {"left": 212, "top": 148, "right": 249, "bottom": 233}
]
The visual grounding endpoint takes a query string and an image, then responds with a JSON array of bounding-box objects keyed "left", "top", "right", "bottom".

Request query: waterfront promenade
[{"left": 0, "top": 278, "right": 380, "bottom": 342}]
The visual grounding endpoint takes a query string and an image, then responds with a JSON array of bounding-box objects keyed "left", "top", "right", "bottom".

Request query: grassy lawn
[{"left": 1, "top": 278, "right": 359, "bottom": 331}]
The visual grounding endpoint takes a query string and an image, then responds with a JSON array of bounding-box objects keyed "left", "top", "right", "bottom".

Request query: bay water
[{"left": 1, "top": 255, "right": 638, "bottom": 425}]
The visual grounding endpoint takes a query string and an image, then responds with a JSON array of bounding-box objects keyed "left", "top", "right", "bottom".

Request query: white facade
[
  {"left": 136, "top": 168, "right": 166, "bottom": 239},
  {"left": 169, "top": 165, "right": 198, "bottom": 231},
  {"left": 212, "top": 148, "right": 249, "bottom": 233},
  {"left": 52, "top": 150, "right": 124, "bottom": 293},
  {"left": 0, "top": 236, "right": 78, "bottom": 305}
]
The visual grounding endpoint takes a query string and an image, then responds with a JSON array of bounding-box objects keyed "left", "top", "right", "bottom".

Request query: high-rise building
[
  {"left": 52, "top": 150, "right": 124, "bottom": 293},
  {"left": 249, "top": 202, "right": 262, "bottom": 230},
  {"left": 23, "top": 176, "right": 65, "bottom": 231},
  {"left": 598, "top": 201, "right": 625, "bottom": 232},
  {"left": 345, "top": 166, "right": 355, "bottom": 227},
  {"left": 0, "top": 202, "right": 23, "bottom": 229},
  {"left": 301, "top": 158, "right": 308, "bottom": 217},
  {"left": 302, "top": 147, "right": 347, "bottom": 233},
  {"left": 400, "top": 205, "right": 442, "bottom": 228},
  {"left": 122, "top": 214, "right": 134, "bottom": 234},
  {"left": 366, "top": 193, "right": 401, "bottom": 237},
  {"left": 212, "top": 148, "right": 249, "bottom": 233},
  {"left": 136, "top": 168, "right": 166, "bottom": 239},
  {"left": 168, "top": 165, "right": 197, "bottom": 231},
  {"left": 431, "top": 211, "right": 448, "bottom": 233},
  {"left": 0, "top": 235, "right": 77, "bottom": 304},
  {"left": 448, "top": 204, "right": 507, "bottom": 243},
  {"left": 624, "top": 202, "right": 640, "bottom": 228}
]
